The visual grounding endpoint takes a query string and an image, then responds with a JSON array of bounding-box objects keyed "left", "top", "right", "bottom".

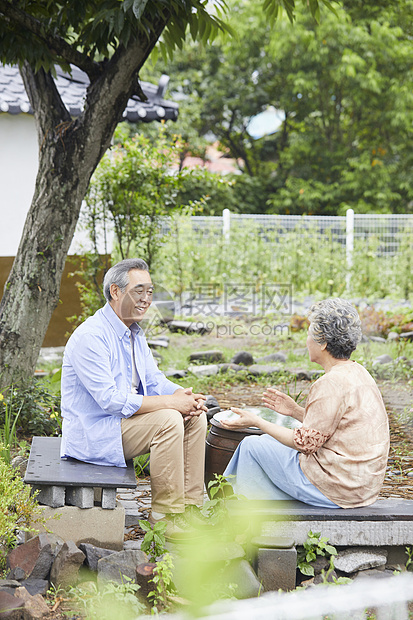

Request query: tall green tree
[
  {"left": 0, "top": 0, "right": 336, "bottom": 386},
  {"left": 146, "top": 0, "right": 413, "bottom": 215},
  {"left": 0, "top": 0, "right": 231, "bottom": 387}
]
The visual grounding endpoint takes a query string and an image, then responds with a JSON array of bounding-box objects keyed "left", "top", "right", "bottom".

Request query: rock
[
  {"left": 353, "top": 568, "right": 394, "bottom": 581},
  {"left": 369, "top": 336, "right": 387, "bottom": 344},
  {"left": 374, "top": 354, "right": 393, "bottom": 364},
  {"left": 313, "top": 569, "right": 339, "bottom": 585},
  {"left": 14, "top": 586, "right": 50, "bottom": 618},
  {"left": 256, "top": 352, "right": 287, "bottom": 364},
  {"left": 147, "top": 339, "right": 169, "bottom": 349},
  {"left": 287, "top": 368, "right": 311, "bottom": 381},
  {"left": 123, "top": 540, "right": 143, "bottom": 551},
  {"left": 20, "top": 580, "right": 49, "bottom": 597},
  {"left": 225, "top": 559, "right": 262, "bottom": 599},
  {"left": 309, "top": 369, "right": 324, "bottom": 380},
  {"left": 293, "top": 348, "right": 308, "bottom": 357},
  {"left": 188, "top": 350, "right": 225, "bottom": 364},
  {"left": 218, "top": 363, "right": 244, "bottom": 373},
  {"left": 334, "top": 548, "right": 387, "bottom": 574},
  {"left": 0, "top": 580, "right": 21, "bottom": 590},
  {"left": 230, "top": 351, "right": 254, "bottom": 366},
  {"left": 10, "top": 456, "right": 28, "bottom": 477},
  {"left": 50, "top": 541, "right": 85, "bottom": 587},
  {"left": 78, "top": 543, "right": 116, "bottom": 573},
  {"left": 0, "top": 590, "right": 24, "bottom": 617},
  {"left": 165, "top": 369, "right": 187, "bottom": 379},
  {"left": 167, "top": 321, "right": 212, "bottom": 335},
  {"left": 205, "top": 395, "right": 220, "bottom": 409},
  {"left": 399, "top": 331, "right": 413, "bottom": 342},
  {"left": 124, "top": 510, "right": 146, "bottom": 528},
  {"left": 6, "top": 568, "right": 25, "bottom": 582},
  {"left": 7, "top": 534, "right": 63, "bottom": 580},
  {"left": 152, "top": 350, "right": 162, "bottom": 361},
  {"left": 188, "top": 364, "right": 219, "bottom": 377},
  {"left": 97, "top": 550, "right": 148, "bottom": 586},
  {"left": 387, "top": 332, "right": 400, "bottom": 341},
  {"left": 310, "top": 556, "right": 330, "bottom": 575},
  {"left": 247, "top": 364, "right": 282, "bottom": 377}
]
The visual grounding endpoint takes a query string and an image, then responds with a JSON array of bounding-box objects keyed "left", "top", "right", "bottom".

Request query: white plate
[
  {"left": 213, "top": 409, "right": 260, "bottom": 429},
  {"left": 213, "top": 410, "right": 239, "bottom": 423}
]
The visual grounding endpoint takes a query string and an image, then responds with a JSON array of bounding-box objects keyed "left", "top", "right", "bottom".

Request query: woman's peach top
[{"left": 293, "top": 361, "right": 389, "bottom": 508}]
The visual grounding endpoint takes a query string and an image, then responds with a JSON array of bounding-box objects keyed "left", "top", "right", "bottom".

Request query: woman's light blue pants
[{"left": 224, "top": 434, "right": 339, "bottom": 508}]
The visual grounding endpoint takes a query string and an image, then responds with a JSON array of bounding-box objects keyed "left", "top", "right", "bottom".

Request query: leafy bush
[
  {"left": 0, "top": 379, "right": 61, "bottom": 437},
  {"left": 0, "top": 455, "right": 45, "bottom": 567}
]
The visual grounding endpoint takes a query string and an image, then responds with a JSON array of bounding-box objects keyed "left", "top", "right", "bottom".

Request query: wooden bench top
[{"left": 24, "top": 436, "right": 137, "bottom": 489}]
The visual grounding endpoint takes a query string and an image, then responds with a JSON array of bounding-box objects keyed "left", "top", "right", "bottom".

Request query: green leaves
[
  {"left": 297, "top": 530, "right": 338, "bottom": 577},
  {"left": 140, "top": 518, "right": 168, "bottom": 561},
  {"left": 262, "top": 0, "right": 339, "bottom": 24},
  {"left": 130, "top": 0, "right": 150, "bottom": 20}
]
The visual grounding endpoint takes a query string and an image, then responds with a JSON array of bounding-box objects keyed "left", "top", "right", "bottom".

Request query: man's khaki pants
[{"left": 121, "top": 409, "right": 207, "bottom": 514}]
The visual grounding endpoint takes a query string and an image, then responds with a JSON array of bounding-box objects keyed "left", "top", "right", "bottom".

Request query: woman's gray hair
[
  {"left": 103, "top": 258, "right": 149, "bottom": 302},
  {"left": 308, "top": 298, "right": 362, "bottom": 359}
]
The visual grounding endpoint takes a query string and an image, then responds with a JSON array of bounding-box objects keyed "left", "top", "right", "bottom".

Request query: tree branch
[{"left": 0, "top": 0, "right": 100, "bottom": 80}]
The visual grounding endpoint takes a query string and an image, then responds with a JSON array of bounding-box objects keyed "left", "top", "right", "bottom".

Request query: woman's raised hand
[
  {"left": 219, "top": 407, "right": 261, "bottom": 430},
  {"left": 262, "top": 387, "right": 304, "bottom": 421}
]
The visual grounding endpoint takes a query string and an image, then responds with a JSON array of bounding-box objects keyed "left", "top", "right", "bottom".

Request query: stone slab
[
  {"left": 28, "top": 505, "right": 125, "bottom": 551},
  {"left": 227, "top": 499, "right": 413, "bottom": 547},
  {"left": 25, "top": 437, "right": 136, "bottom": 488},
  {"left": 227, "top": 498, "right": 413, "bottom": 522},
  {"left": 334, "top": 548, "right": 387, "bottom": 573},
  {"left": 261, "top": 520, "right": 413, "bottom": 546}
]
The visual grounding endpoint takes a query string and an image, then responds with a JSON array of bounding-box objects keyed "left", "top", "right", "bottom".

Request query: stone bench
[
  {"left": 24, "top": 437, "right": 138, "bottom": 550},
  {"left": 24, "top": 436, "right": 137, "bottom": 509},
  {"left": 227, "top": 498, "right": 413, "bottom": 547},
  {"left": 228, "top": 498, "right": 413, "bottom": 590}
]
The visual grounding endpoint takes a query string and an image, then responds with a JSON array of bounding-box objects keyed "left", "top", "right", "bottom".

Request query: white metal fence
[
  {"left": 157, "top": 573, "right": 413, "bottom": 620},
  {"left": 173, "top": 209, "right": 413, "bottom": 257}
]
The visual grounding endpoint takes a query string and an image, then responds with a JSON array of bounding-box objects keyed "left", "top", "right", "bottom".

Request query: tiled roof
[{"left": 0, "top": 64, "right": 178, "bottom": 123}]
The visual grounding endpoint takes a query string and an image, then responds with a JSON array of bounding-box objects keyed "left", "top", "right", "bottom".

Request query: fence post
[
  {"left": 346, "top": 208, "right": 354, "bottom": 292},
  {"left": 223, "top": 208, "right": 231, "bottom": 242}
]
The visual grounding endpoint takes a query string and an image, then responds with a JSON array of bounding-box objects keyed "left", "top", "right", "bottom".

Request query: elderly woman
[{"left": 222, "top": 298, "right": 389, "bottom": 508}]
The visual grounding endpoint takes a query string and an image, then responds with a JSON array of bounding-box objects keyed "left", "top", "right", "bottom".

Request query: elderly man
[{"left": 61, "top": 258, "right": 207, "bottom": 537}]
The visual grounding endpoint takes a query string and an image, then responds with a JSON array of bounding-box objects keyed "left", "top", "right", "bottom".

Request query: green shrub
[
  {"left": 0, "top": 380, "right": 61, "bottom": 437},
  {"left": 0, "top": 455, "right": 45, "bottom": 567}
]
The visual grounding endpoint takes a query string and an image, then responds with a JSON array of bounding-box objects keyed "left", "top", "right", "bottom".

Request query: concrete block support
[
  {"left": 101, "top": 488, "right": 117, "bottom": 510},
  {"left": 66, "top": 486, "right": 95, "bottom": 509},
  {"left": 256, "top": 547, "right": 297, "bottom": 592},
  {"left": 29, "top": 505, "right": 125, "bottom": 551},
  {"left": 32, "top": 485, "right": 65, "bottom": 508}
]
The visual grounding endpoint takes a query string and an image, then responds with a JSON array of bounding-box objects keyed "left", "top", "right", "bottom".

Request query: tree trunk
[{"left": 0, "top": 23, "right": 167, "bottom": 388}]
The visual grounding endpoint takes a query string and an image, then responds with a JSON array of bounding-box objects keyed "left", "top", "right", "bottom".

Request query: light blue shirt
[{"left": 60, "top": 303, "right": 181, "bottom": 467}]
